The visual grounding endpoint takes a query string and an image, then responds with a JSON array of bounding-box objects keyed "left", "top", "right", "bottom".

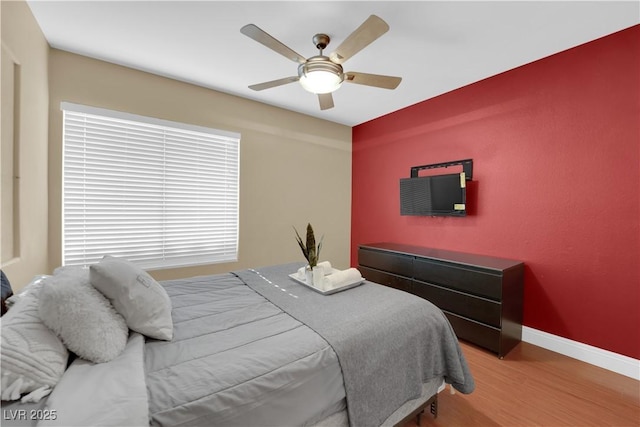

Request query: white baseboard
[{"left": 522, "top": 327, "right": 640, "bottom": 381}]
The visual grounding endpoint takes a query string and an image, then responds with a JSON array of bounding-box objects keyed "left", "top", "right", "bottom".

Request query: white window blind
[{"left": 61, "top": 102, "right": 240, "bottom": 270}]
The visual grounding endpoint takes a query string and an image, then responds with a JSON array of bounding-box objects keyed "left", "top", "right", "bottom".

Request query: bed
[{"left": 1, "top": 260, "right": 475, "bottom": 427}]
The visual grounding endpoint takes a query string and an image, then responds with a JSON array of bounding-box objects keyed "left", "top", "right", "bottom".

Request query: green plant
[{"left": 293, "top": 223, "right": 324, "bottom": 268}]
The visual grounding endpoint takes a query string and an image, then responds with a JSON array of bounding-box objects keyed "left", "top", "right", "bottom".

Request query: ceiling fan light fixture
[
  {"left": 241, "top": 18, "right": 401, "bottom": 110},
  {"left": 299, "top": 71, "right": 342, "bottom": 94},
  {"left": 298, "top": 57, "right": 344, "bottom": 94}
]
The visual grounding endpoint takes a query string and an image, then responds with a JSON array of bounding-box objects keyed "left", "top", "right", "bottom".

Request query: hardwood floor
[{"left": 407, "top": 341, "right": 640, "bottom": 427}]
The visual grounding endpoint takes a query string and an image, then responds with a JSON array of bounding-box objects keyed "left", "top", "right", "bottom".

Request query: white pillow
[
  {"left": 0, "top": 279, "right": 69, "bottom": 402},
  {"left": 39, "top": 267, "right": 129, "bottom": 364},
  {"left": 39, "top": 333, "right": 149, "bottom": 427},
  {"left": 90, "top": 256, "right": 173, "bottom": 340}
]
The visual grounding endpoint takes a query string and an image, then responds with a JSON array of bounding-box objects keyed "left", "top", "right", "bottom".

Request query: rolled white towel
[
  {"left": 297, "top": 261, "right": 333, "bottom": 279},
  {"left": 322, "top": 268, "right": 363, "bottom": 291},
  {"left": 316, "top": 261, "right": 333, "bottom": 275}
]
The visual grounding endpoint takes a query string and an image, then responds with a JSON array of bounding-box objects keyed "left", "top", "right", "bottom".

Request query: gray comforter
[
  {"left": 234, "top": 263, "right": 475, "bottom": 427},
  {"left": 146, "top": 272, "right": 346, "bottom": 426}
]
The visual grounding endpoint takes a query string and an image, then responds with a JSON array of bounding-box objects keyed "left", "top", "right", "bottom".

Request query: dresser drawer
[
  {"left": 413, "top": 280, "right": 502, "bottom": 327},
  {"left": 359, "top": 266, "right": 412, "bottom": 293},
  {"left": 359, "top": 248, "right": 413, "bottom": 276},
  {"left": 414, "top": 258, "right": 502, "bottom": 300},
  {"left": 443, "top": 311, "right": 501, "bottom": 354}
]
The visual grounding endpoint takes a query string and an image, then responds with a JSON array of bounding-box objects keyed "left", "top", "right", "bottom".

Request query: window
[{"left": 61, "top": 102, "right": 240, "bottom": 270}]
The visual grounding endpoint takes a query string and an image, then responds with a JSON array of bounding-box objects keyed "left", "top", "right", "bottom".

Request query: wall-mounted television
[{"left": 400, "top": 172, "right": 466, "bottom": 217}]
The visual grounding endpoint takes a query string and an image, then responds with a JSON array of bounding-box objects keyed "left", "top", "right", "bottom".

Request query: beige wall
[
  {"left": 48, "top": 50, "right": 352, "bottom": 281},
  {"left": 0, "top": 0, "right": 50, "bottom": 290}
]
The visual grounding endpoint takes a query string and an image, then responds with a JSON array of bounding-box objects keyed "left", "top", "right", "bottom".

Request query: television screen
[{"left": 400, "top": 172, "right": 466, "bottom": 216}]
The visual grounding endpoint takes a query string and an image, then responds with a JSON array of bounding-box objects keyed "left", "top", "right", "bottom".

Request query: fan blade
[
  {"left": 241, "top": 24, "right": 307, "bottom": 64},
  {"left": 329, "top": 15, "right": 389, "bottom": 64},
  {"left": 249, "top": 76, "right": 299, "bottom": 91},
  {"left": 318, "top": 93, "right": 334, "bottom": 110},
  {"left": 344, "top": 72, "right": 402, "bottom": 89}
]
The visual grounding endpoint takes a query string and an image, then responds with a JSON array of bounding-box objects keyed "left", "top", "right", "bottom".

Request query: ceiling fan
[{"left": 240, "top": 15, "right": 402, "bottom": 111}]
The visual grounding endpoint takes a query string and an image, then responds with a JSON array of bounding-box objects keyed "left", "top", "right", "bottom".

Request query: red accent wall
[{"left": 351, "top": 26, "right": 639, "bottom": 359}]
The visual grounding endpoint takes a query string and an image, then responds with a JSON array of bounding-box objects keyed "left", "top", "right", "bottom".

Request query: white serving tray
[{"left": 288, "top": 270, "right": 364, "bottom": 295}]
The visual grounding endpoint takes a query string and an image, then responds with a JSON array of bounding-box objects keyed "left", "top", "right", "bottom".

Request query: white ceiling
[{"left": 26, "top": 1, "right": 639, "bottom": 127}]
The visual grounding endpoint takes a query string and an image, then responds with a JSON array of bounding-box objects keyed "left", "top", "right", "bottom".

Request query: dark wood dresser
[{"left": 358, "top": 242, "right": 524, "bottom": 358}]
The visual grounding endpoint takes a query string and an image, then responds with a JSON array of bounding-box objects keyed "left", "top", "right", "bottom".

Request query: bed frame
[{"left": 394, "top": 394, "right": 438, "bottom": 427}]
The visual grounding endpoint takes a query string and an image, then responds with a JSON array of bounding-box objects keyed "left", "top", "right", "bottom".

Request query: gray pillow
[
  {"left": 39, "top": 267, "right": 128, "bottom": 364},
  {"left": 1, "top": 270, "right": 13, "bottom": 315},
  {"left": 90, "top": 256, "right": 173, "bottom": 340},
  {"left": 0, "top": 278, "right": 69, "bottom": 402}
]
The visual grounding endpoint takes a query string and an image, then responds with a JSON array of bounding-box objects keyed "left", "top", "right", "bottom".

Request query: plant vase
[{"left": 305, "top": 266, "right": 325, "bottom": 291}]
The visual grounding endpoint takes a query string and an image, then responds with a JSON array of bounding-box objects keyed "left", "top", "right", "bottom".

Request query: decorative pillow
[
  {"left": 3, "top": 275, "right": 51, "bottom": 310},
  {"left": 90, "top": 256, "right": 173, "bottom": 340},
  {"left": 0, "top": 278, "right": 69, "bottom": 402},
  {"left": 1, "top": 270, "right": 13, "bottom": 315},
  {"left": 38, "top": 267, "right": 128, "bottom": 364}
]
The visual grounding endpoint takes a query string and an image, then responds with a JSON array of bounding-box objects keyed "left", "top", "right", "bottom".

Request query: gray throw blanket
[{"left": 234, "top": 263, "right": 475, "bottom": 427}]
